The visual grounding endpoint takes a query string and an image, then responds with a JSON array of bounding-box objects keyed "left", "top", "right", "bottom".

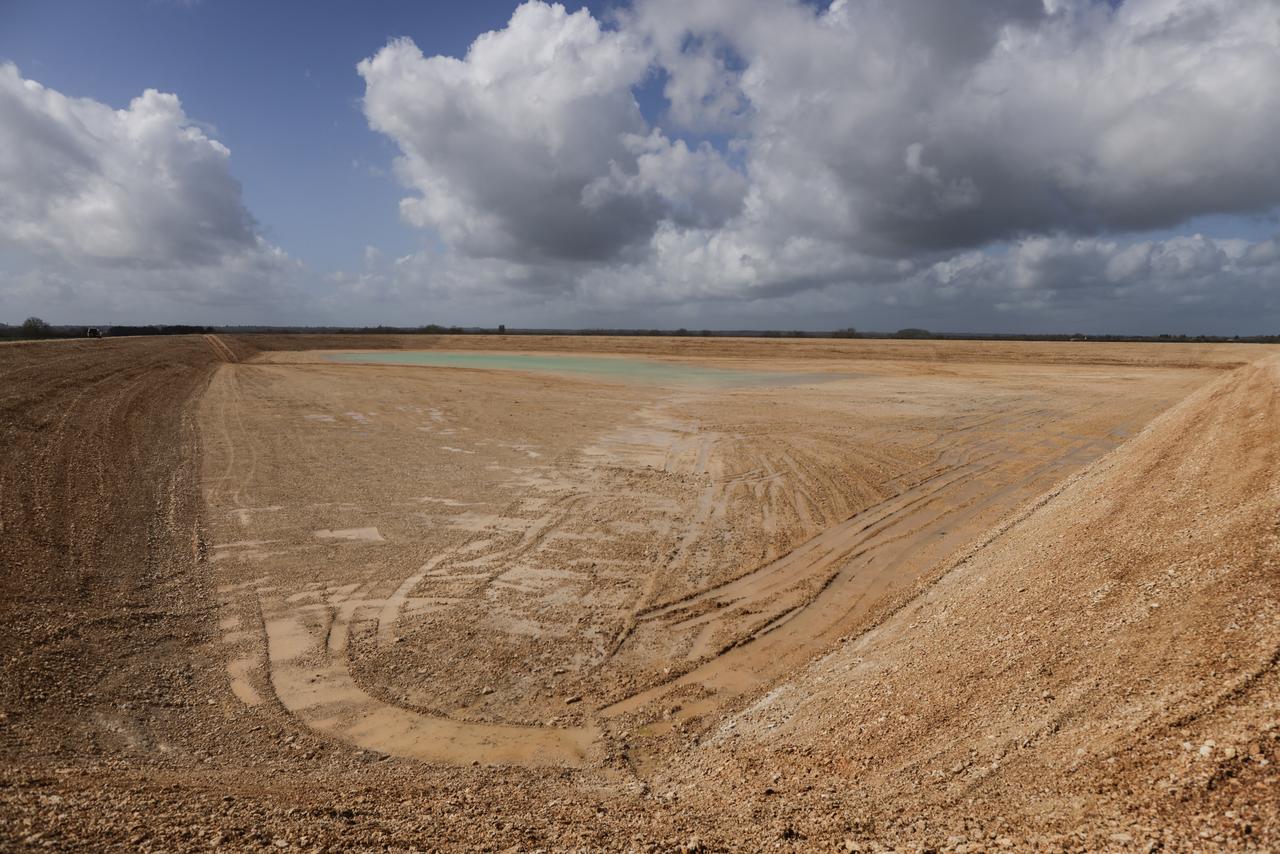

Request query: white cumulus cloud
[
  {"left": 349, "top": 0, "right": 1280, "bottom": 332},
  {"left": 7, "top": 1, "right": 1280, "bottom": 333},
  {"left": 0, "top": 63, "right": 302, "bottom": 321},
  {"left": 358, "top": 2, "right": 744, "bottom": 264}
]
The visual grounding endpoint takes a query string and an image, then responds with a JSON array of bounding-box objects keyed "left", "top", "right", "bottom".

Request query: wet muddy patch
[{"left": 326, "top": 350, "right": 841, "bottom": 388}]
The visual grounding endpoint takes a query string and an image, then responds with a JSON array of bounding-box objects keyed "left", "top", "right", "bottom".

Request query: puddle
[
  {"left": 227, "top": 657, "right": 263, "bottom": 706},
  {"left": 325, "top": 351, "right": 841, "bottom": 388},
  {"left": 261, "top": 604, "right": 597, "bottom": 767}
]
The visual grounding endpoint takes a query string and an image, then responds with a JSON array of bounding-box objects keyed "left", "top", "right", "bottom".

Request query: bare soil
[{"left": 1, "top": 335, "right": 1275, "bottom": 851}]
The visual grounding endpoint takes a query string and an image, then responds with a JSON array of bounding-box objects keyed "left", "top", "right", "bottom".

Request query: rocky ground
[{"left": 1, "top": 335, "right": 1275, "bottom": 851}]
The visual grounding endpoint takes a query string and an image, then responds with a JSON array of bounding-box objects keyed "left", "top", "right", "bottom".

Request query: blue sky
[
  {"left": 1, "top": 0, "right": 1278, "bottom": 333},
  {"left": 0, "top": 0, "right": 704, "bottom": 273},
  {"left": 0, "top": 0, "right": 556, "bottom": 271}
]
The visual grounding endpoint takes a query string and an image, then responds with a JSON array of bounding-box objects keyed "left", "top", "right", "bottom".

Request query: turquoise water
[{"left": 325, "top": 350, "right": 833, "bottom": 388}]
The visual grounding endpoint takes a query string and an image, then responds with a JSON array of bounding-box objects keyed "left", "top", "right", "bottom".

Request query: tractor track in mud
[
  {"left": 5, "top": 334, "right": 1275, "bottom": 852},
  {"left": 198, "top": 351, "right": 1210, "bottom": 768}
]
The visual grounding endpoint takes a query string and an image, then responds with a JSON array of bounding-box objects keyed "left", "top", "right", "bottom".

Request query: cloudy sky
[{"left": 1, "top": 0, "right": 1278, "bottom": 333}]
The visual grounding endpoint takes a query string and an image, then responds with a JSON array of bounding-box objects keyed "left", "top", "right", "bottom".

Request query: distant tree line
[
  {"left": 100, "top": 325, "right": 217, "bottom": 337},
  {"left": 0, "top": 319, "right": 220, "bottom": 340},
  {"left": 5, "top": 318, "right": 1279, "bottom": 344}
]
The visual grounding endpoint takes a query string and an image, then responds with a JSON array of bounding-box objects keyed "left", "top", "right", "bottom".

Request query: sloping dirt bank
[
  {"left": 0, "top": 337, "right": 225, "bottom": 762},
  {"left": 663, "top": 355, "right": 1280, "bottom": 850}
]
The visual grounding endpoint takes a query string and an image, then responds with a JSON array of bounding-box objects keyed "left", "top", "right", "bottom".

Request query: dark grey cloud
[
  {"left": 7, "top": 1, "right": 1278, "bottom": 332},
  {"left": 628, "top": 0, "right": 1280, "bottom": 254},
  {"left": 355, "top": 0, "right": 1280, "bottom": 334}
]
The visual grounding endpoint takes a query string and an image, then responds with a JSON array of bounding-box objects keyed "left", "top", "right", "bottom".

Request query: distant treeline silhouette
[
  {"left": 4, "top": 319, "right": 1278, "bottom": 344},
  {"left": 1, "top": 319, "right": 219, "bottom": 340}
]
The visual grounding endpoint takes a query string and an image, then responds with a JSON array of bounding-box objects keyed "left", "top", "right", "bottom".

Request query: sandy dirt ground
[{"left": 1, "top": 334, "right": 1276, "bottom": 851}]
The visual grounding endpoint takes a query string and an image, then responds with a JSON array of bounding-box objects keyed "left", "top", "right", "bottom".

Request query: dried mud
[{"left": 1, "top": 335, "right": 1276, "bottom": 851}]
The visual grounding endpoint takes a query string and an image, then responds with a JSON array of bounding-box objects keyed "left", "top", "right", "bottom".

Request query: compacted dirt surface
[{"left": 1, "top": 334, "right": 1276, "bottom": 851}]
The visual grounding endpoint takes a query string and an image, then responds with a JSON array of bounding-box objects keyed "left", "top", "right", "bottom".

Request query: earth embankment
[
  {"left": 671, "top": 355, "right": 1280, "bottom": 849},
  {"left": 0, "top": 336, "right": 223, "bottom": 760}
]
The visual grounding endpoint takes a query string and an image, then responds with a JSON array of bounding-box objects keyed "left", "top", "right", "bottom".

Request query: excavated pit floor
[{"left": 200, "top": 350, "right": 1211, "bottom": 768}]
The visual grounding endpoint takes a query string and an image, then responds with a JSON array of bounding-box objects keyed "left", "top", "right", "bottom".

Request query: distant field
[{"left": 2, "top": 334, "right": 1276, "bottom": 850}]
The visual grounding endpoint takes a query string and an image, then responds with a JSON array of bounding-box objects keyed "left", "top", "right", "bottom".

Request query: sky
[{"left": 1, "top": 0, "right": 1278, "bottom": 334}]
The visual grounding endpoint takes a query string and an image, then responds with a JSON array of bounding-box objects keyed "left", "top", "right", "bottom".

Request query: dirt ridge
[{"left": 670, "top": 355, "right": 1280, "bottom": 850}]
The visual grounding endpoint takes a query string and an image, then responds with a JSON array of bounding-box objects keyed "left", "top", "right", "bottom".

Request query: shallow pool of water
[{"left": 325, "top": 350, "right": 834, "bottom": 387}]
